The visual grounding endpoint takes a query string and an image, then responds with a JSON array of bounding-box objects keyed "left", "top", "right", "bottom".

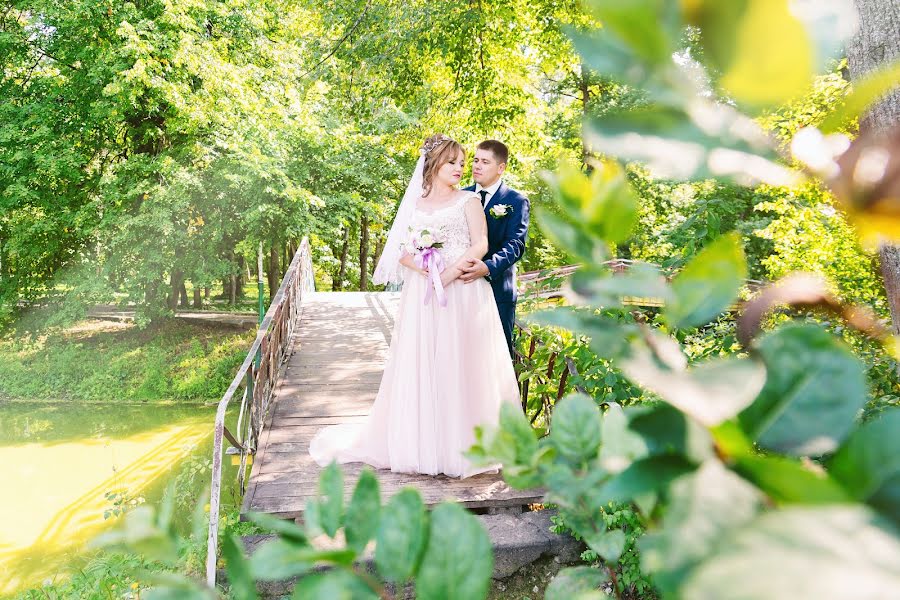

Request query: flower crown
[{"left": 421, "top": 135, "right": 451, "bottom": 156}]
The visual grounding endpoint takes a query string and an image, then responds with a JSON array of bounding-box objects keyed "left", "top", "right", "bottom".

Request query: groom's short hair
[{"left": 477, "top": 140, "right": 509, "bottom": 165}]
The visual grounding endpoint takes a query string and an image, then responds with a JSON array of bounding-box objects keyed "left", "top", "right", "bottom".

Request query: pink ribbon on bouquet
[{"left": 414, "top": 247, "right": 447, "bottom": 307}]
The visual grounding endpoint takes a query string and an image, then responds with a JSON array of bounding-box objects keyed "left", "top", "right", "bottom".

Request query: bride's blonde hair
[{"left": 421, "top": 134, "right": 464, "bottom": 196}]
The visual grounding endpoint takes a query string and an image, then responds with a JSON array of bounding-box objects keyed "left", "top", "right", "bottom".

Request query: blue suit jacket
[{"left": 465, "top": 182, "right": 530, "bottom": 304}]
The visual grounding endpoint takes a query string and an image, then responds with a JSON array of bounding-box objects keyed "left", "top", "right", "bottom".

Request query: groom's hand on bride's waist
[{"left": 459, "top": 258, "right": 489, "bottom": 283}]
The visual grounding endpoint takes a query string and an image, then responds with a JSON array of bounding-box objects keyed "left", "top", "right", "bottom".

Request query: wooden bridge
[
  {"left": 204, "top": 239, "right": 551, "bottom": 584},
  {"left": 240, "top": 291, "right": 543, "bottom": 519}
]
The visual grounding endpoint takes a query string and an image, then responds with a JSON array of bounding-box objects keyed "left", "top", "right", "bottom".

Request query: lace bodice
[{"left": 410, "top": 193, "right": 478, "bottom": 265}]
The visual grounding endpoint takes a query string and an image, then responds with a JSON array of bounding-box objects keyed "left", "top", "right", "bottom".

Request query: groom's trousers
[{"left": 497, "top": 301, "right": 516, "bottom": 359}]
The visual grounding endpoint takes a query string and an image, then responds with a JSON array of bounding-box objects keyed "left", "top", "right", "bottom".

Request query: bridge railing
[
  {"left": 517, "top": 261, "right": 765, "bottom": 302},
  {"left": 205, "top": 236, "right": 315, "bottom": 586}
]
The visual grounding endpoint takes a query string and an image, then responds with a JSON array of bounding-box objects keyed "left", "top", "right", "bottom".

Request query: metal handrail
[
  {"left": 205, "top": 237, "right": 315, "bottom": 586},
  {"left": 517, "top": 261, "right": 766, "bottom": 300}
]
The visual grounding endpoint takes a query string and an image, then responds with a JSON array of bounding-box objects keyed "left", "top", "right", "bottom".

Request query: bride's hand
[{"left": 439, "top": 269, "right": 456, "bottom": 288}]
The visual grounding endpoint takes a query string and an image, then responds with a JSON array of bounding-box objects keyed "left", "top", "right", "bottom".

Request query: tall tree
[
  {"left": 0, "top": 0, "right": 601, "bottom": 321},
  {"left": 847, "top": 0, "right": 900, "bottom": 333},
  {"left": 359, "top": 214, "right": 369, "bottom": 291}
]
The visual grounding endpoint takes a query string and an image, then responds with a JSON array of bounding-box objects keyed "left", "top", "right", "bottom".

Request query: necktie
[{"left": 479, "top": 190, "right": 488, "bottom": 208}]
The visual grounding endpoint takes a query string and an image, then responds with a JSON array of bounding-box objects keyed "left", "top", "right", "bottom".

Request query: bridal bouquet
[{"left": 406, "top": 227, "right": 447, "bottom": 307}]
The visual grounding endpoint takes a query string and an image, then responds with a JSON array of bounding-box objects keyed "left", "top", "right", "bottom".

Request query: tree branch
[
  {"left": 0, "top": 5, "right": 13, "bottom": 32},
  {"left": 299, "top": 0, "right": 373, "bottom": 79},
  {"left": 33, "top": 46, "right": 80, "bottom": 71},
  {"left": 17, "top": 55, "right": 42, "bottom": 87}
]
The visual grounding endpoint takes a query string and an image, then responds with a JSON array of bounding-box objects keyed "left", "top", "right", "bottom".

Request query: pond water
[{"left": 0, "top": 401, "right": 241, "bottom": 596}]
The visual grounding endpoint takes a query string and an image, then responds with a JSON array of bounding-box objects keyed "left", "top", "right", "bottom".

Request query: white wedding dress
[{"left": 308, "top": 193, "right": 521, "bottom": 478}]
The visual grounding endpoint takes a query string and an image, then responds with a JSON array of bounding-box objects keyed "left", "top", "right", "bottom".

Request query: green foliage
[
  {"left": 103, "top": 489, "right": 146, "bottom": 521},
  {"left": 624, "top": 167, "right": 886, "bottom": 318},
  {"left": 545, "top": 565, "right": 610, "bottom": 600},
  {"left": 819, "top": 60, "right": 900, "bottom": 133},
  {"left": 0, "top": 319, "right": 252, "bottom": 402},
  {"left": 17, "top": 482, "right": 217, "bottom": 600},
  {"left": 625, "top": 167, "right": 765, "bottom": 271},
  {"left": 665, "top": 233, "right": 746, "bottom": 330},
  {"left": 758, "top": 60, "right": 855, "bottom": 142},
  {"left": 638, "top": 461, "right": 760, "bottom": 594},
  {"left": 830, "top": 410, "right": 900, "bottom": 527},
  {"left": 99, "top": 463, "right": 494, "bottom": 599},
  {"left": 415, "top": 503, "right": 493, "bottom": 599},
  {"left": 619, "top": 57, "right": 887, "bottom": 324},
  {"left": 471, "top": 3, "right": 900, "bottom": 593},
  {"left": 682, "top": 1, "right": 845, "bottom": 112},
  {"left": 550, "top": 504, "right": 653, "bottom": 599},
  {"left": 739, "top": 323, "right": 868, "bottom": 456},
  {"left": 751, "top": 182, "right": 886, "bottom": 310},
  {"left": 375, "top": 488, "right": 428, "bottom": 582},
  {"left": 512, "top": 317, "right": 645, "bottom": 428},
  {"left": 0, "top": 0, "right": 611, "bottom": 319},
  {"left": 680, "top": 506, "right": 900, "bottom": 598},
  {"left": 344, "top": 469, "right": 381, "bottom": 554},
  {"left": 12, "top": 553, "right": 154, "bottom": 600},
  {"left": 550, "top": 393, "right": 603, "bottom": 464}
]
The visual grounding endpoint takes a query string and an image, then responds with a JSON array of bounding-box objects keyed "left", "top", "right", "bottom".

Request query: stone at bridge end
[{"left": 481, "top": 508, "right": 584, "bottom": 579}]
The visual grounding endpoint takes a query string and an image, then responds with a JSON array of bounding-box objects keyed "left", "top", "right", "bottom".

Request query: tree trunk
[
  {"left": 370, "top": 240, "right": 379, "bottom": 277},
  {"left": 848, "top": 0, "right": 900, "bottom": 333},
  {"left": 334, "top": 227, "right": 350, "bottom": 291},
  {"left": 879, "top": 245, "right": 900, "bottom": 334},
  {"left": 374, "top": 236, "right": 385, "bottom": 271},
  {"left": 848, "top": 0, "right": 900, "bottom": 135},
  {"left": 0, "top": 233, "right": 7, "bottom": 288},
  {"left": 167, "top": 270, "right": 183, "bottom": 310},
  {"left": 236, "top": 255, "right": 245, "bottom": 300},
  {"left": 229, "top": 251, "right": 238, "bottom": 305},
  {"left": 359, "top": 215, "right": 369, "bottom": 291},
  {"left": 268, "top": 245, "right": 279, "bottom": 299},
  {"left": 372, "top": 235, "right": 385, "bottom": 286},
  {"left": 580, "top": 63, "right": 592, "bottom": 169},
  {"left": 204, "top": 286, "right": 210, "bottom": 300},
  {"left": 193, "top": 287, "right": 202, "bottom": 309},
  {"left": 179, "top": 280, "right": 189, "bottom": 308},
  {"left": 145, "top": 279, "right": 163, "bottom": 313}
]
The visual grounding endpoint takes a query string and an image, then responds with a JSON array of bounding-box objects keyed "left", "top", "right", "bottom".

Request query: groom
[{"left": 459, "top": 140, "right": 530, "bottom": 358}]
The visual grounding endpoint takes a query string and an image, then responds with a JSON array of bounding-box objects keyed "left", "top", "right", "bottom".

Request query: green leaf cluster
[
  {"left": 474, "top": 3, "right": 900, "bottom": 596},
  {"left": 100, "top": 463, "right": 494, "bottom": 599}
]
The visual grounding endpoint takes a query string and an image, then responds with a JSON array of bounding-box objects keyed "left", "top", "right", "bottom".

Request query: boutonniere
[{"left": 489, "top": 204, "right": 512, "bottom": 219}]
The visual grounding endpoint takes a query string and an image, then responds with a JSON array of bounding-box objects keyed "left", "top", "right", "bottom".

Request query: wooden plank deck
[{"left": 242, "top": 291, "right": 544, "bottom": 519}]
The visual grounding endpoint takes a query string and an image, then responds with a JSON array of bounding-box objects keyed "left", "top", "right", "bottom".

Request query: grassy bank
[{"left": 0, "top": 318, "right": 255, "bottom": 403}]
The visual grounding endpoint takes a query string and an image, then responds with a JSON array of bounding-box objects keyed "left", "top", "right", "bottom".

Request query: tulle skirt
[{"left": 308, "top": 270, "right": 521, "bottom": 478}]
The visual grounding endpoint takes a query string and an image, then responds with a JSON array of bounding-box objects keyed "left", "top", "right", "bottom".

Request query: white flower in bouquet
[{"left": 406, "top": 228, "right": 444, "bottom": 252}]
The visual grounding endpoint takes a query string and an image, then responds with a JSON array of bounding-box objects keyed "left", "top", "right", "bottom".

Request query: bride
[{"left": 308, "top": 134, "right": 521, "bottom": 478}]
